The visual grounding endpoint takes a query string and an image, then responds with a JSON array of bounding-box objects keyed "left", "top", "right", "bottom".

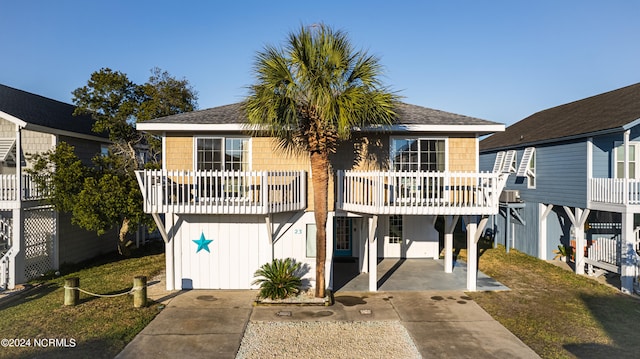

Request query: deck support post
[
  {"left": 164, "top": 214, "right": 175, "bottom": 291},
  {"left": 444, "top": 215, "right": 459, "bottom": 273},
  {"left": 564, "top": 206, "right": 590, "bottom": 275},
  {"left": 539, "top": 204, "right": 554, "bottom": 260},
  {"left": 465, "top": 216, "right": 478, "bottom": 291},
  {"left": 368, "top": 215, "right": 378, "bottom": 292},
  {"left": 621, "top": 210, "right": 635, "bottom": 294}
]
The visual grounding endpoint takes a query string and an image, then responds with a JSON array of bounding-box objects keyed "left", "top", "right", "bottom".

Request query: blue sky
[{"left": 1, "top": 1, "right": 638, "bottom": 126}]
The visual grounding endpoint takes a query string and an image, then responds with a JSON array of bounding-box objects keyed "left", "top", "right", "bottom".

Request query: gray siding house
[
  {"left": 479, "top": 82, "right": 640, "bottom": 294},
  {"left": 0, "top": 84, "right": 115, "bottom": 289}
]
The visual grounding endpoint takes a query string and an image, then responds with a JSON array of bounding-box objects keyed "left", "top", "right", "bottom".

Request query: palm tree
[{"left": 244, "top": 24, "right": 398, "bottom": 298}]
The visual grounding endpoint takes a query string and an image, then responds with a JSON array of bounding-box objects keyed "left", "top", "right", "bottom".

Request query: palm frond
[{"left": 245, "top": 23, "right": 398, "bottom": 148}]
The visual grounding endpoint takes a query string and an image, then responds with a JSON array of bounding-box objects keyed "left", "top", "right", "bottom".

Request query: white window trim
[
  {"left": 613, "top": 141, "right": 640, "bottom": 179},
  {"left": 389, "top": 136, "right": 449, "bottom": 171},
  {"left": 388, "top": 215, "right": 403, "bottom": 244},
  {"left": 193, "top": 135, "right": 252, "bottom": 171}
]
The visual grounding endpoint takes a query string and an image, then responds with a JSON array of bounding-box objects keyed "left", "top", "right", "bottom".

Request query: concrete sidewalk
[{"left": 116, "top": 286, "right": 539, "bottom": 358}]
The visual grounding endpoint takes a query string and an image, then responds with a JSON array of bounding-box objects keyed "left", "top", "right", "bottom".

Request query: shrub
[{"left": 252, "top": 258, "right": 302, "bottom": 300}]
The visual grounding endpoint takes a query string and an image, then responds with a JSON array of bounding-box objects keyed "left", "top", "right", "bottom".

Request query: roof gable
[
  {"left": 0, "top": 84, "right": 102, "bottom": 138},
  {"left": 137, "top": 101, "right": 504, "bottom": 134},
  {"left": 480, "top": 82, "right": 640, "bottom": 151}
]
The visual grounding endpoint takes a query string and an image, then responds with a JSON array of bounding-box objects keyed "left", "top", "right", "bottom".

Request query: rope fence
[
  {"left": 64, "top": 276, "right": 147, "bottom": 307},
  {"left": 63, "top": 286, "right": 144, "bottom": 298}
]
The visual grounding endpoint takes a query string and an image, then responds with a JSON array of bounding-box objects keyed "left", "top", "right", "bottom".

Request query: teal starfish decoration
[{"left": 193, "top": 232, "right": 213, "bottom": 253}]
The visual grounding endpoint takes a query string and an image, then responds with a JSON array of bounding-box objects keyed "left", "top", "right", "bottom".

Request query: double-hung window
[
  {"left": 196, "top": 137, "right": 249, "bottom": 171},
  {"left": 195, "top": 137, "right": 250, "bottom": 199},
  {"left": 614, "top": 142, "right": 640, "bottom": 179}
]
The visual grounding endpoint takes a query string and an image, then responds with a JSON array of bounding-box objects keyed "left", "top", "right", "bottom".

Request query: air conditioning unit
[{"left": 500, "top": 190, "right": 520, "bottom": 203}]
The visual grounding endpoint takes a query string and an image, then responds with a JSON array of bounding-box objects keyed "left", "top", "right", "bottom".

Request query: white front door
[{"left": 384, "top": 215, "right": 403, "bottom": 258}]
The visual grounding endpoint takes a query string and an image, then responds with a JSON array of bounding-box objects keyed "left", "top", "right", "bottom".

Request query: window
[
  {"left": 100, "top": 144, "right": 109, "bottom": 157},
  {"left": 388, "top": 215, "right": 402, "bottom": 244},
  {"left": 335, "top": 217, "right": 351, "bottom": 252},
  {"left": 614, "top": 142, "right": 639, "bottom": 179},
  {"left": 528, "top": 150, "right": 536, "bottom": 188},
  {"left": 195, "top": 137, "right": 249, "bottom": 171},
  {"left": 390, "top": 138, "right": 446, "bottom": 171},
  {"left": 306, "top": 224, "right": 316, "bottom": 257},
  {"left": 516, "top": 147, "right": 536, "bottom": 188}
]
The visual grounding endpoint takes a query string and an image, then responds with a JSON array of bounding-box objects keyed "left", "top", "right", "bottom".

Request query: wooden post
[
  {"left": 64, "top": 277, "right": 79, "bottom": 306},
  {"left": 133, "top": 276, "right": 147, "bottom": 308}
]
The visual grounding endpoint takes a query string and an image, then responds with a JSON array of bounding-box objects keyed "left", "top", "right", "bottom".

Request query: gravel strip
[{"left": 236, "top": 321, "right": 421, "bottom": 359}]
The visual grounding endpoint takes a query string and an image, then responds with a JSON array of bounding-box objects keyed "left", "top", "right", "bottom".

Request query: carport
[{"left": 331, "top": 258, "right": 508, "bottom": 292}]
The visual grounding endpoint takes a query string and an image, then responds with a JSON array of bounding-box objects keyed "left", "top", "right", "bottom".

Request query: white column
[
  {"left": 11, "top": 125, "right": 24, "bottom": 288},
  {"left": 9, "top": 208, "right": 24, "bottom": 288},
  {"left": 165, "top": 214, "right": 175, "bottom": 290},
  {"left": 564, "top": 206, "right": 589, "bottom": 275},
  {"left": 624, "top": 130, "right": 630, "bottom": 205},
  {"left": 444, "top": 215, "right": 458, "bottom": 273},
  {"left": 539, "top": 204, "right": 554, "bottom": 260},
  {"left": 368, "top": 215, "right": 378, "bottom": 292},
  {"left": 326, "top": 211, "right": 335, "bottom": 291},
  {"left": 359, "top": 218, "right": 368, "bottom": 274},
  {"left": 466, "top": 217, "right": 478, "bottom": 291},
  {"left": 621, "top": 211, "right": 635, "bottom": 294},
  {"left": 574, "top": 208, "right": 586, "bottom": 275}
]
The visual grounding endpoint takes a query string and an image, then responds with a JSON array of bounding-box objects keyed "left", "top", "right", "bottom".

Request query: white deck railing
[
  {"left": 590, "top": 178, "right": 640, "bottom": 205},
  {"left": 586, "top": 237, "right": 620, "bottom": 274},
  {"left": 135, "top": 170, "right": 307, "bottom": 214},
  {"left": 337, "top": 170, "right": 503, "bottom": 215},
  {"left": 585, "top": 227, "right": 640, "bottom": 276},
  {"left": 0, "top": 174, "right": 48, "bottom": 205}
]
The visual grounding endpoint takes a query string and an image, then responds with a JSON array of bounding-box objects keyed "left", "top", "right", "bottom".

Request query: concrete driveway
[{"left": 117, "top": 288, "right": 539, "bottom": 358}]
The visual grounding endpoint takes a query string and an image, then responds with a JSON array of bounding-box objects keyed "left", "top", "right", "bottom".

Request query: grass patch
[
  {"left": 460, "top": 244, "right": 640, "bottom": 359},
  {"left": 0, "top": 242, "right": 165, "bottom": 359}
]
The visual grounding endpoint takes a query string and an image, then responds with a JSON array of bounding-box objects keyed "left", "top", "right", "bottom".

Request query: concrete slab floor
[{"left": 332, "top": 258, "right": 509, "bottom": 292}]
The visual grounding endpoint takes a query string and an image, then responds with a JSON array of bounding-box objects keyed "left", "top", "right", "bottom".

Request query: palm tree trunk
[{"left": 310, "top": 151, "right": 329, "bottom": 298}]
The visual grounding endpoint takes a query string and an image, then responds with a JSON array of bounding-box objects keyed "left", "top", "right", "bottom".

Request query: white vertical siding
[
  {"left": 175, "top": 212, "right": 318, "bottom": 290},
  {"left": 378, "top": 215, "right": 439, "bottom": 259},
  {"left": 177, "top": 215, "right": 269, "bottom": 289},
  {"left": 403, "top": 215, "right": 439, "bottom": 259}
]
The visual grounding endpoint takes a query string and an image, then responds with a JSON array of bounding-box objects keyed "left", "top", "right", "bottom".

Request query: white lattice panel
[
  {"left": 23, "top": 206, "right": 56, "bottom": 279},
  {"left": 0, "top": 215, "right": 11, "bottom": 255}
]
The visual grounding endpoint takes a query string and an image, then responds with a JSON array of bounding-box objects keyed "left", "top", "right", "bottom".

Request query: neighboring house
[
  {"left": 479, "top": 82, "right": 640, "bottom": 294},
  {"left": 0, "top": 84, "right": 115, "bottom": 289},
  {"left": 136, "top": 102, "right": 506, "bottom": 292}
]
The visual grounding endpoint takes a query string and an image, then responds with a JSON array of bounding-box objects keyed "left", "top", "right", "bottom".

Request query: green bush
[{"left": 252, "top": 258, "right": 302, "bottom": 300}]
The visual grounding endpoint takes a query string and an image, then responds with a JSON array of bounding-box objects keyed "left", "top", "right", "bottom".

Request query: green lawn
[
  {"left": 0, "top": 242, "right": 165, "bottom": 359},
  {"left": 462, "top": 244, "right": 640, "bottom": 359}
]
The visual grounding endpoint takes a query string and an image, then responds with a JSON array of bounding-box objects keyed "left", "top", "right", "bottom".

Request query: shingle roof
[
  {"left": 0, "top": 84, "right": 100, "bottom": 137},
  {"left": 140, "top": 101, "right": 501, "bottom": 128},
  {"left": 480, "top": 82, "right": 640, "bottom": 151},
  {"left": 393, "top": 102, "right": 498, "bottom": 126},
  {"left": 141, "top": 103, "right": 244, "bottom": 125}
]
